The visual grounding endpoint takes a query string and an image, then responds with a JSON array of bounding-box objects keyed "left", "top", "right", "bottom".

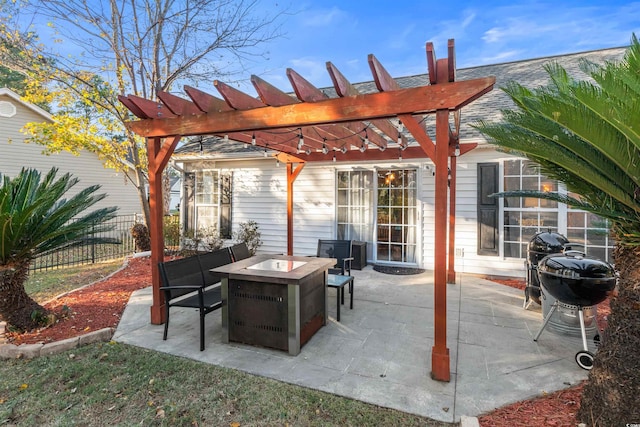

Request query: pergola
[{"left": 119, "top": 39, "right": 494, "bottom": 382}]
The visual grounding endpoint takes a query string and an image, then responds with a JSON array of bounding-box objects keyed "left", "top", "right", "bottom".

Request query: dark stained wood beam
[
  {"left": 184, "top": 85, "right": 233, "bottom": 113},
  {"left": 252, "top": 75, "right": 300, "bottom": 106},
  {"left": 157, "top": 91, "right": 202, "bottom": 116},
  {"left": 326, "top": 61, "right": 402, "bottom": 150},
  {"left": 118, "top": 95, "right": 149, "bottom": 119},
  {"left": 368, "top": 54, "right": 436, "bottom": 160},
  {"left": 122, "top": 94, "right": 177, "bottom": 119},
  {"left": 447, "top": 39, "right": 456, "bottom": 82},
  {"left": 125, "top": 78, "right": 495, "bottom": 138},
  {"left": 426, "top": 42, "right": 437, "bottom": 85},
  {"left": 286, "top": 68, "right": 384, "bottom": 150},
  {"left": 303, "top": 145, "right": 430, "bottom": 162},
  {"left": 214, "top": 80, "right": 266, "bottom": 110}
]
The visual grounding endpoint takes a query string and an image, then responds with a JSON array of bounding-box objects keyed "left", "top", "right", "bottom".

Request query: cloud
[{"left": 300, "top": 6, "right": 348, "bottom": 27}]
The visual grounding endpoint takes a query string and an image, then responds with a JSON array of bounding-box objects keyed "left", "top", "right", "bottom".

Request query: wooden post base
[
  {"left": 150, "top": 303, "right": 166, "bottom": 325},
  {"left": 431, "top": 346, "right": 451, "bottom": 382}
]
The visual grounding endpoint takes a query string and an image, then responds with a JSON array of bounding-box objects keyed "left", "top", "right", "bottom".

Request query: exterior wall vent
[{"left": 0, "top": 101, "right": 17, "bottom": 118}]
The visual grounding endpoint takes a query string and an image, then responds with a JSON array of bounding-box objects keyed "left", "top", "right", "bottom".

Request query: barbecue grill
[
  {"left": 524, "top": 231, "right": 571, "bottom": 308},
  {"left": 533, "top": 251, "right": 616, "bottom": 370}
]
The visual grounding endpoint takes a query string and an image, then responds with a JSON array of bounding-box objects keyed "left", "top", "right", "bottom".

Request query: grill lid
[
  {"left": 538, "top": 252, "right": 616, "bottom": 306},
  {"left": 528, "top": 231, "right": 569, "bottom": 255}
]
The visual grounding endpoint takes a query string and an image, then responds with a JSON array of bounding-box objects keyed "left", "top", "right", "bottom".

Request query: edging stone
[{"left": 0, "top": 327, "right": 114, "bottom": 360}]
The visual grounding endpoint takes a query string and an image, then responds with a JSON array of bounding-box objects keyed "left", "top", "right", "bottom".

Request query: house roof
[
  {"left": 0, "top": 87, "right": 53, "bottom": 121},
  {"left": 174, "top": 46, "right": 627, "bottom": 159}
]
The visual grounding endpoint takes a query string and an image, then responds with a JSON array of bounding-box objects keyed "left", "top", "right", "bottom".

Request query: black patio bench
[{"left": 158, "top": 247, "right": 234, "bottom": 351}]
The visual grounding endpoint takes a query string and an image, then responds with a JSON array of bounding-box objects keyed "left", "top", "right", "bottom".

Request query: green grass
[
  {"left": 0, "top": 342, "right": 452, "bottom": 426},
  {"left": 25, "top": 260, "right": 125, "bottom": 303}
]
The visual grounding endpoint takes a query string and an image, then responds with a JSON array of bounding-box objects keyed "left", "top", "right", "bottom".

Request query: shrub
[
  {"left": 234, "top": 220, "right": 262, "bottom": 256},
  {"left": 130, "top": 223, "right": 151, "bottom": 252}
]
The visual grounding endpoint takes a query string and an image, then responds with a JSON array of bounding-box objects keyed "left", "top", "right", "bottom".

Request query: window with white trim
[
  {"left": 194, "top": 169, "right": 220, "bottom": 230},
  {"left": 500, "top": 159, "right": 613, "bottom": 262}
]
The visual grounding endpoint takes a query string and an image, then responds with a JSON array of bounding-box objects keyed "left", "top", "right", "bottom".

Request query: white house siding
[
  {"left": 0, "top": 90, "right": 141, "bottom": 216},
  {"left": 221, "top": 158, "right": 335, "bottom": 256}
]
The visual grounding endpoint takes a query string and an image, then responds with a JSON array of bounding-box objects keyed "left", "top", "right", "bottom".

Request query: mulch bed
[
  {"left": 6, "top": 264, "right": 612, "bottom": 426},
  {"left": 6, "top": 256, "right": 152, "bottom": 345}
]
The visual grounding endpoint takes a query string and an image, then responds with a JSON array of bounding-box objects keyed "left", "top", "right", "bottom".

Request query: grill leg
[
  {"left": 578, "top": 307, "right": 589, "bottom": 352},
  {"left": 534, "top": 301, "right": 558, "bottom": 341}
]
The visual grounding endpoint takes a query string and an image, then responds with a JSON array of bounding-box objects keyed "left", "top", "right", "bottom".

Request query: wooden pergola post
[
  {"left": 447, "top": 154, "right": 457, "bottom": 284},
  {"left": 146, "top": 135, "right": 181, "bottom": 324},
  {"left": 432, "top": 109, "right": 451, "bottom": 381},
  {"left": 286, "top": 161, "right": 305, "bottom": 256}
]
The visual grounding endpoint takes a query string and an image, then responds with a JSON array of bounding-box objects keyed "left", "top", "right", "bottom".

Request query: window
[
  {"left": 337, "top": 170, "right": 373, "bottom": 242},
  {"left": 193, "top": 170, "right": 232, "bottom": 238},
  {"left": 498, "top": 159, "right": 613, "bottom": 261},
  {"left": 567, "top": 207, "right": 613, "bottom": 262}
]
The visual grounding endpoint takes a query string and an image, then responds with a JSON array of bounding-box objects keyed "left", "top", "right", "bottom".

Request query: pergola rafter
[{"left": 119, "top": 39, "right": 495, "bottom": 382}]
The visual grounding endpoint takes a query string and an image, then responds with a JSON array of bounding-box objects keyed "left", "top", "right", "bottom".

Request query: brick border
[{"left": 0, "top": 327, "right": 114, "bottom": 359}]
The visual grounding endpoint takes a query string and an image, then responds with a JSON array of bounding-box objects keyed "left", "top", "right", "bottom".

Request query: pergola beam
[{"left": 124, "top": 78, "right": 495, "bottom": 138}]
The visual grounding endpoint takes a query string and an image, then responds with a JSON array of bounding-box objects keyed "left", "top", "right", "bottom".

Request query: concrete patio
[{"left": 113, "top": 266, "right": 594, "bottom": 424}]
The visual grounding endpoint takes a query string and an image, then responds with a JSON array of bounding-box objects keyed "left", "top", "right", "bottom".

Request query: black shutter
[
  {"left": 220, "top": 172, "right": 232, "bottom": 239},
  {"left": 477, "top": 163, "right": 499, "bottom": 255}
]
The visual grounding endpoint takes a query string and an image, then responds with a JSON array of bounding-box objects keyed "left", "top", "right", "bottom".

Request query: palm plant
[
  {"left": 475, "top": 35, "right": 640, "bottom": 426},
  {"left": 0, "top": 167, "right": 118, "bottom": 331}
]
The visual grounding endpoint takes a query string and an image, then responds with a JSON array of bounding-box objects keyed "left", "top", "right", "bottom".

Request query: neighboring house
[
  {"left": 0, "top": 88, "right": 141, "bottom": 217},
  {"left": 171, "top": 47, "right": 625, "bottom": 278}
]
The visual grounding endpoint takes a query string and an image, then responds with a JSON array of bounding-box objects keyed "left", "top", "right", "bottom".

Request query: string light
[
  {"left": 454, "top": 143, "right": 460, "bottom": 157},
  {"left": 341, "top": 146, "right": 348, "bottom": 154},
  {"left": 251, "top": 133, "right": 256, "bottom": 145},
  {"left": 397, "top": 131, "right": 402, "bottom": 146},
  {"left": 360, "top": 129, "right": 368, "bottom": 152},
  {"left": 399, "top": 147, "right": 403, "bottom": 161},
  {"left": 264, "top": 146, "right": 268, "bottom": 157},
  {"left": 298, "top": 129, "right": 304, "bottom": 149},
  {"left": 397, "top": 119, "right": 404, "bottom": 132},
  {"left": 276, "top": 158, "right": 280, "bottom": 167},
  {"left": 305, "top": 147, "right": 312, "bottom": 155},
  {"left": 322, "top": 139, "right": 329, "bottom": 155},
  {"left": 223, "top": 134, "right": 229, "bottom": 142},
  {"left": 332, "top": 152, "right": 336, "bottom": 162}
]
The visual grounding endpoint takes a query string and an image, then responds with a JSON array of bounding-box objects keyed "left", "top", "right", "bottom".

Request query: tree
[
  {"left": 0, "top": 168, "right": 118, "bottom": 331},
  {"left": 475, "top": 35, "right": 640, "bottom": 426},
  {"left": 0, "top": 0, "right": 286, "bottom": 225}
]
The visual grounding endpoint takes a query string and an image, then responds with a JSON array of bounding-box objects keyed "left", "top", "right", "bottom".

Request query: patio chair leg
[
  {"left": 349, "top": 280, "right": 354, "bottom": 309},
  {"left": 199, "top": 310, "right": 205, "bottom": 351},
  {"left": 163, "top": 304, "right": 170, "bottom": 340}
]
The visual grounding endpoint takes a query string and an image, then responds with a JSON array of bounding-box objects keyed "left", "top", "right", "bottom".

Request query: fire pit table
[{"left": 211, "top": 254, "right": 336, "bottom": 355}]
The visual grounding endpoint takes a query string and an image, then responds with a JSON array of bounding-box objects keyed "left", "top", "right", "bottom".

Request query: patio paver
[{"left": 113, "top": 267, "right": 591, "bottom": 423}]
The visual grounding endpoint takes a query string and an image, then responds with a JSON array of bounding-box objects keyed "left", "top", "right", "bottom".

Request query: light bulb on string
[
  {"left": 341, "top": 146, "right": 348, "bottom": 154},
  {"left": 332, "top": 152, "right": 336, "bottom": 162},
  {"left": 454, "top": 143, "right": 460, "bottom": 157},
  {"left": 298, "top": 129, "right": 304, "bottom": 149},
  {"left": 251, "top": 133, "right": 256, "bottom": 145}
]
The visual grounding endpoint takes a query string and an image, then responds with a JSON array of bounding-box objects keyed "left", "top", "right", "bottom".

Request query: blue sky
[{"left": 245, "top": 1, "right": 640, "bottom": 93}]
